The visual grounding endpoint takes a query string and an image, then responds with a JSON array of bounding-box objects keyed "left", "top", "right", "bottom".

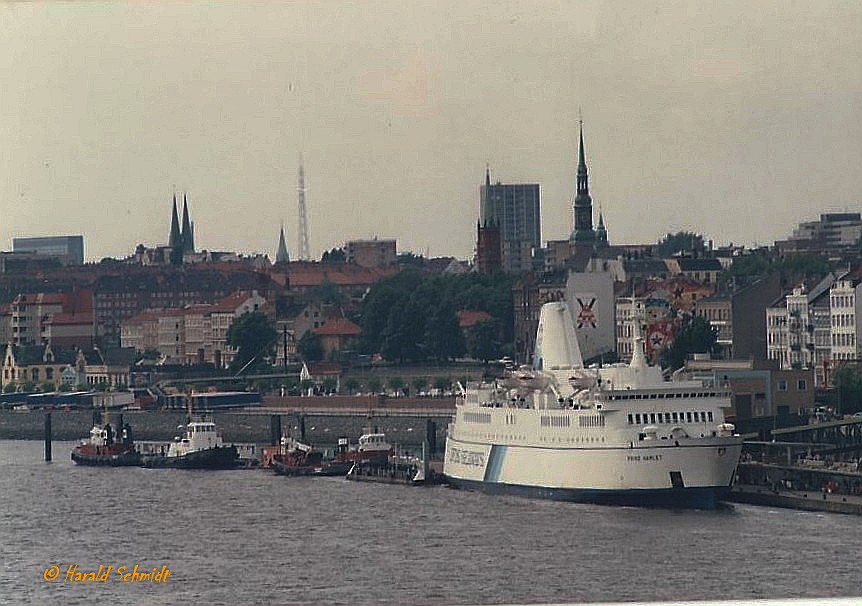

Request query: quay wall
[
  {"left": 0, "top": 409, "right": 452, "bottom": 449},
  {"left": 729, "top": 485, "right": 862, "bottom": 516}
]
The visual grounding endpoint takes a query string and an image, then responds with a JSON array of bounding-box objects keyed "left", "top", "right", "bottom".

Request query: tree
[
  {"left": 39, "top": 381, "right": 55, "bottom": 393},
  {"left": 831, "top": 364, "right": 862, "bottom": 415},
  {"left": 313, "top": 278, "right": 345, "bottom": 305},
  {"left": 4, "top": 383, "right": 17, "bottom": 393},
  {"left": 344, "top": 378, "right": 360, "bottom": 394},
  {"left": 387, "top": 376, "right": 405, "bottom": 396},
  {"left": 433, "top": 376, "right": 452, "bottom": 395},
  {"left": 425, "top": 302, "right": 465, "bottom": 361},
  {"left": 412, "top": 376, "right": 428, "bottom": 395},
  {"left": 226, "top": 311, "right": 278, "bottom": 373},
  {"left": 367, "top": 377, "right": 382, "bottom": 394},
  {"left": 297, "top": 330, "right": 323, "bottom": 362},
  {"left": 657, "top": 231, "right": 705, "bottom": 257},
  {"left": 322, "top": 377, "right": 338, "bottom": 394},
  {"left": 466, "top": 319, "right": 501, "bottom": 362},
  {"left": 321, "top": 247, "right": 346, "bottom": 263},
  {"left": 659, "top": 315, "right": 719, "bottom": 371},
  {"left": 779, "top": 253, "right": 835, "bottom": 277}
]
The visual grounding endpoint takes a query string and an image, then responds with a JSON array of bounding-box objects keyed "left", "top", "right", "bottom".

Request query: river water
[{"left": 2, "top": 440, "right": 860, "bottom": 605}]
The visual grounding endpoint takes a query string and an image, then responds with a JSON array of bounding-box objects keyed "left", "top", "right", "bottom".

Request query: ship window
[
  {"left": 664, "top": 413, "right": 671, "bottom": 423},
  {"left": 627, "top": 414, "right": 633, "bottom": 424},
  {"left": 708, "top": 411, "right": 714, "bottom": 422},
  {"left": 672, "top": 412, "right": 678, "bottom": 422},
  {"left": 650, "top": 413, "right": 656, "bottom": 423},
  {"left": 686, "top": 412, "right": 692, "bottom": 422},
  {"left": 657, "top": 414, "right": 663, "bottom": 423},
  {"left": 635, "top": 414, "right": 641, "bottom": 424}
]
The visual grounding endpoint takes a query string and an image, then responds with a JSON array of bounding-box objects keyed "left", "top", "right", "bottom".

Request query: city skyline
[{"left": 2, "top": 1, "right": 861, "bottom": 262}]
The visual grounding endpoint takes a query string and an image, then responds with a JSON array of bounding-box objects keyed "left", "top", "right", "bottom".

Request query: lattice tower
[{"left": 297, "top": 155, "right": 310, "bottom": 261}]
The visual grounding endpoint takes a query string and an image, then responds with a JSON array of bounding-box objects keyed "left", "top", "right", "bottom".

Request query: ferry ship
[{"left": 443, "top": 301, "right": 743, "bottom": 508}]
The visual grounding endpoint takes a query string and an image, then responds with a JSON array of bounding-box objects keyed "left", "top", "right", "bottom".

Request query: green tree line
[{"left": 359, "top": 270, "right": 516, "bottom": 362}]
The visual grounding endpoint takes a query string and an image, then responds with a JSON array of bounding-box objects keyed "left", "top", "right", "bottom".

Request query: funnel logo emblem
[{"left": 576, "top": 298, "right": 596, "bottom": 328}]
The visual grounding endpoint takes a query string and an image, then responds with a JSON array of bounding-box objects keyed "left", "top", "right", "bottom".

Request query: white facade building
[
  {"left": 829, "top": 276, "right": 862, "bottom": 362},
  {"left": 765, "top": 272, "right": 862, "bottom": 387}
]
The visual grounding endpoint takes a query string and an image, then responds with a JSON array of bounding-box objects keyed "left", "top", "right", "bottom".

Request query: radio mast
[{"left": 297, "top": 154, "right": 311, "bottom": 261}]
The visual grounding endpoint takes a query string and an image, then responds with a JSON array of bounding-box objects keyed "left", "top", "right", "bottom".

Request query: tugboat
[
  {"left": 270, "top": 435, "right": 353, "bottom": 477},
  {"left": 269, "top": 429, "right": 392, "bottom": 477},
  {"left": 71, "top": 417, "right": 141, "bottom": 467},
  {"left": 141, "top": 416, "right": 238, "bottom": 470}
]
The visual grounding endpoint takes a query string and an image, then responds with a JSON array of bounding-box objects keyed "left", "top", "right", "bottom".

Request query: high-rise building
[
  {"left": 12, "top": 235, "right": 84, "bottom": 265},
  {"left": 479, "top": 169, "right": 540, "bottom": 273},
  {"left": 776, "top": 213, "right": 862, "bottom": 256}
]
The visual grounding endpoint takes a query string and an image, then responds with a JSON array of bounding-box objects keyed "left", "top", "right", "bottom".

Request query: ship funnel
[{"left": 533, "top": 302, "right": 584, "bottom": 371}]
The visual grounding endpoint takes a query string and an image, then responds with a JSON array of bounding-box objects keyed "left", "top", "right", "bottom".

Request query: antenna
[{"left": 297, "top": 154, "right": 311, "bottom": 261}]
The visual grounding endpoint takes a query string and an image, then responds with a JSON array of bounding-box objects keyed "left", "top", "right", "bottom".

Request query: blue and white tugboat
[
  {"left": 141, "top": 417, "right": 238, "bottom": 470},
  {"left": 444, "top": 301, "right": 743, "bottom": 509}
]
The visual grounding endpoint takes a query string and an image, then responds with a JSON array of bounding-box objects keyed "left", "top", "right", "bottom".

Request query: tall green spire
[
  {"left": 571, "top": 119, "right": 596, "bottom": 244},
  {"left": 168, "top": 194, "right": 183, "bottom": 264},
  {"left": 181, "top": 193, "right": 194, "bottom": 254}
]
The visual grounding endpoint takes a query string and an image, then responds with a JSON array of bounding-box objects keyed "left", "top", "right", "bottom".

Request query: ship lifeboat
[{"left": 717, "top": 423, "right": 735, "bottom": 437}]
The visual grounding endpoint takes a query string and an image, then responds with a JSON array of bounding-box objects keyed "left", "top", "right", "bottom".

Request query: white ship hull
[{"left": 444, "top": 434, "right": 742, "bottom": 508}]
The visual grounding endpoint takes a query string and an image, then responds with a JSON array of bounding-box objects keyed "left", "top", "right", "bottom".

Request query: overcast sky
[{"left": 2, "top": 1, "right": 861, "bottom": 262}]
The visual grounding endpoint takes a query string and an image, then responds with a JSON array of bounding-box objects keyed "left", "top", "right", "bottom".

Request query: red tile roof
[
  {"left": 314, "top": 317, "right": 361, "bottom": 336},
  {"left": 45, "top": 312, "right": 93, "bottom": 325},
  {"left": 278, "top": 262, "right": 398, "bottom": 288},
  {"left": 457, "top": 310, "right": 493, "bottom": 329}
]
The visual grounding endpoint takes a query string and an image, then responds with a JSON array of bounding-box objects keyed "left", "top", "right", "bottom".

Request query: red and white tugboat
[
  {"left": 71, "top": 421, "right": 141, "bottom": 467},
  {"left": 270, "top": 435, "right": 352, "bottom": 477}
]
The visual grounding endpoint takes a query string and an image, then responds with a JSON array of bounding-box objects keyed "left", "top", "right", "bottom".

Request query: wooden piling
[
  {"left": 44, "top": 412, "right": 52, "bottom": 462},
  {"left": 425, "top": 419, "right": 437, "bottom": 455},
  {"left": 270, "top": 415, "right": 282, "bottom": 446}
]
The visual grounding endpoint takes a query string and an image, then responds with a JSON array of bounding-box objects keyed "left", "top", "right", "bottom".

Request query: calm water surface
[{"left": 1, "top": 440, "right": 860, "bottom": 605}]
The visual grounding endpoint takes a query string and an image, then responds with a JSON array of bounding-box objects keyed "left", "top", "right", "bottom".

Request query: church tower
[
  {"left": 276, "top": 224, "right": 290, "bottom": 264},
  {"left": 476, "top": 166, "right": 502, "bottom": 274},
  {"left": 181, "top": 193, "right": 195, "bottom": 255},
  {"left": 595, "top": 211, "right": 609, "bottom": 250},
  {"left": 570, "top": 121, "right": 596, "bottom": 245},
  {"left": 168, "top": 194, "right": 183, "bottom": 265}
]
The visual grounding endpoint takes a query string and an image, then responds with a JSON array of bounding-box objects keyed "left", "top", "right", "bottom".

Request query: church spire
[
  {"left": 181, "top": 193, "right": 194, "bottom": 254},
  {"left": 571, "top": 118, "right": 596, "bottom": 245},
  {"left": 168, "top": 194, "right": 183, "bottom": 265},
  {"left": 276, "top": 223, "right": 290, "bottom": 264}
]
